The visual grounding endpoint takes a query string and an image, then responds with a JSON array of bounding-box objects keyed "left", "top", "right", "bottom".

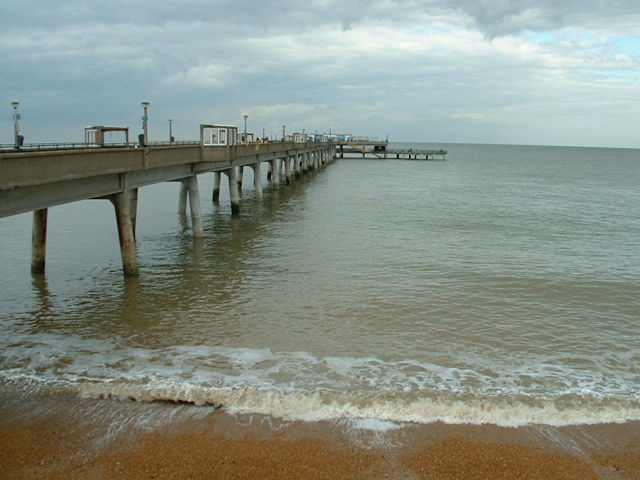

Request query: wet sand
[{"left": 1, "top": 396, "right": 639, "bottom": 480}]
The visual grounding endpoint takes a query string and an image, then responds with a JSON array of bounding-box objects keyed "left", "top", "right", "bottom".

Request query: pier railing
[{"left": 0, "top": 141, "right": 200, "bottom": 152}]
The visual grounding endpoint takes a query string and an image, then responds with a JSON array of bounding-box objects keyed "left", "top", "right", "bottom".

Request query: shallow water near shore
[{"left": 1, "top": 142, "right": 639, "bottom": 429}]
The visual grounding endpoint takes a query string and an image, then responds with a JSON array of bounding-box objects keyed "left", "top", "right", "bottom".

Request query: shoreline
[{"left": 1, "top": 390, "right": 639, "bottom": 479}]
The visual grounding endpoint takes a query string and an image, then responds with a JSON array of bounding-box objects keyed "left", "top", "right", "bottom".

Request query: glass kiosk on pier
[
  {"left": 84, "top": 126, "right": 129, "bottom": 147},
  {"left": 200, "top": 125, "right": 238, "bottom": 146}
]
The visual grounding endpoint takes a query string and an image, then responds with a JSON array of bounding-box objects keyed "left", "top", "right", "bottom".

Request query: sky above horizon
[{"left": 1, "top": 0, "right": 639, "bottom": 148}]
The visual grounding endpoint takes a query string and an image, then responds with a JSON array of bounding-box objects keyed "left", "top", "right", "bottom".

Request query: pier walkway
[
  {"left": 1, "top": 132, "right": 335, "bottom": 276},
  {"left": 337, "top": 141, "right": 447, "bottom": 160}
]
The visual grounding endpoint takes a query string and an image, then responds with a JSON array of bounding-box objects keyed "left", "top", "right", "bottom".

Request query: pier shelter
[
  {"left": 84, "top": 126, "right": 129, "bottom": 146},
  {"left": 200, "top": 124, "right": 238, "bottom": 145}
]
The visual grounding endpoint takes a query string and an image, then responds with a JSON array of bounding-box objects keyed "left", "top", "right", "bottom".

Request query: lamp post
[
  {"left": 243, "top": 114, "right": 248, "bottom": 143},
  {"left": 11, "top": 101, "right": 21, "bottom": 148},
  {"left": 141, "top": 101, "right": 150, "bottom": 145},
  {"left": 168, "top": 119, "right": 173, "bottom": 143}
]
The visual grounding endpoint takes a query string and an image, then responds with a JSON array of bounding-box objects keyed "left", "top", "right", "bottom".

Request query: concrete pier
[
  {"left": 178, "top": 181, "right": 188, "bottom": 214},
  {"left": 30, "top": 208, "right": 48, "bottom": 274},
  {"left": 252, "top": 162, "right": 263, "bottom": 200},
  {"left": 212, "top": 171, "right": 221, "bottom": 202},
  {"left": 283, "top": 156, "right": 291, "bottom": 184},
  {"left": 1, "top": 140, "right": 335, "bottom": 275},
  {"left": 270, "top": 159, "right": 280, "bottom": 188},
  {"left": 237, "top": 166, "right": 244, "bottom": 192},
  {"left": 225, "top": 168, "right": 241, "bottom": 215},
  {"left": 185, "top": 176, "right": 204, "bottom": 237},
  {"left": 130, "top": 188, "right": 139, "bottom": 237},
  {"left": 110, "top": 190, "right": 138, "bottom": 277}
]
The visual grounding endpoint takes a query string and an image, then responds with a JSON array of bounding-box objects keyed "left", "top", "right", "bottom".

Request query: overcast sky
[{"left": 2, "top": 0, "right": 639, "bottom": 147}]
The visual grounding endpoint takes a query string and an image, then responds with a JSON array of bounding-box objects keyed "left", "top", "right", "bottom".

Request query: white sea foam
[
  {"left": 1, "top": 335, "right": 639, "bottom": 427},
  {"left": 3, "top": 370, "right": 639, "bottom": 428}
]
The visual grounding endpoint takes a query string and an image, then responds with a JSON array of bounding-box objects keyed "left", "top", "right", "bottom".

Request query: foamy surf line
[{"left": 3, "top": 373, "right": 639, "bottom": 428}]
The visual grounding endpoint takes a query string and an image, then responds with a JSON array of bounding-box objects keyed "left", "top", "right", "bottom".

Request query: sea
[{"left": 1, "top": 142, "right": 639, "bottom": 431}]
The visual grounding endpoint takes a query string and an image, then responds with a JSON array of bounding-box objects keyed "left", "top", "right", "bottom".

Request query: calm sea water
[{"left": 1, "top": 143, "right": 639, "bottom": 426}]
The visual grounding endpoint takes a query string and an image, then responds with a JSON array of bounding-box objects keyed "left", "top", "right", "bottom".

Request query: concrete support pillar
[
  {"left": 252, "top": 162, "right": 263, "bottom": 200},
  {"left": 178, "top": 181, "right": 188, "bottom": 215},
  {"left": 31, "top": 208, "right": 48, "bottom": 274},
  {"left": 111, "top": 189, "right": 138, "bottom": 277},
  {"left": 225, "top": 168, "right": 241, "bottom": 215},
  {"left": 294, "top": 154, "right": 301, "bottom": 177},
  {"left": 270, "top": 159, "right": 280, "bottom": 188},
  {"left": 130, "top": 188, "right": 139, "bottom": 238},
  {"left": 185, "top": 176, "right": 204, "bottom": 237},
  {"left": 212, "top": 171, "right": 221, "bottom": 202},
  {"left": 283, "top": 156, "right": 291, "bottom": 184},
  {"left": 237, "top": 166, "right": 244, "bottom": 193},
  {"left": 266, "top": 162, "right": 272, "bottom": 182}
]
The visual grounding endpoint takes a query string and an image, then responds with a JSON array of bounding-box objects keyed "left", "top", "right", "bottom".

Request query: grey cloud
[
  {"left": 2, "top": 0, "right": 639, "bottom": 147},
  {"left": 443, "top": 0, "right": 640, "bottom": 37},
  {"left": 4, "top": 1, "right": 638, "bottom": 36}
]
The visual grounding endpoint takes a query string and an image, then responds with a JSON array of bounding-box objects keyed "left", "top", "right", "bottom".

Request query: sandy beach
[{"left": 1, "top": 394, "right": 639, "bottom": 480}]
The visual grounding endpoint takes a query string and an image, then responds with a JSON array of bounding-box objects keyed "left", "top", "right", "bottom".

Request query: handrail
[{"left": 0, "top": 141, "right": 201, "bottom": 153}]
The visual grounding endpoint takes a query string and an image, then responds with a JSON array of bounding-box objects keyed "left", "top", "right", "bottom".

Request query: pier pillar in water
[
  {"left": 252, "top": 162, "right": 263, "bottom": 200},
  {"left": 31, "top": 208, "right": 48, "bottom": 274},
  {"left": 212, "top": 171, "right": 221, "bottom": 202},
  {"left": 225, "top": 168, "right": 241, "bottom": 215},
  {"left": 130, "top": 188, "right": 139, "bottom": 238},
  {"left": 270, "top": 159, "right": 280, "bottom": 188},
  {"left": 283, "top": 155, "right": 291, "bottom": 185},
  {"left": 185, "top": 176, "right": 204, "bottom": 237},
  {"left": 178, "top": 181, "right": 188, "bottom": 215},
  {"left": 237, "top": 166, "right": 244, "bottom": 193},
  {"left": 294, "top": 154, "right": 301, "bottom": 177},
  {"left": 110, "top": 189, "right": 138, "bottom": 277}
]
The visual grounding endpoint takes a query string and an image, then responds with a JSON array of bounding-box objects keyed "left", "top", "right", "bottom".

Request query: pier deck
[
  {"left": 337, "top": 141, "right": 447, "bottom": 160},
  {"left": 1, "top": 140, "right": 335, "bottom": 276}
]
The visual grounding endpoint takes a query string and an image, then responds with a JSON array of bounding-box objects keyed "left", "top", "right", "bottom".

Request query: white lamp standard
[
  {"left": 11, "top": 101, "right": 21, "bottom": 147},
  {"left": 243, "top": 114, "right": 248, "bottom": 143},
  {"left": 141, "top": 101, "right": 150, "bottom": 145}
]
